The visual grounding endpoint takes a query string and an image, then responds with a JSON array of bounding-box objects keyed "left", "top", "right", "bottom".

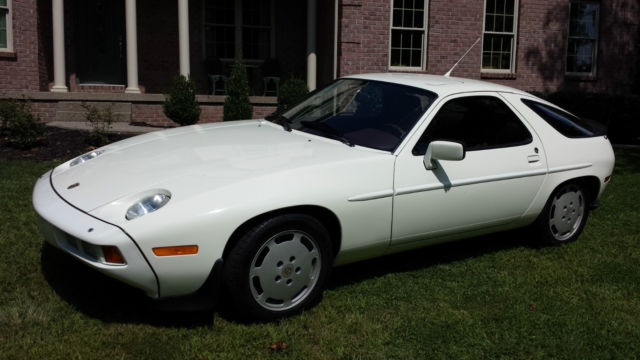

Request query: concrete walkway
[{"left": 47, "top": 121, "right": 171, "bottom": 134}]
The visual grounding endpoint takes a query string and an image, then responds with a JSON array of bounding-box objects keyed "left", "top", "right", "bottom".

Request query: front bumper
[{"left": 33, "top": 170, "right": 160, "bottom": 297}]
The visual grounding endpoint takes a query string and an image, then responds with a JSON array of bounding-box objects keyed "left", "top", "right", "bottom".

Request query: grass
[{"left": 1, "top": 149, "right": 639, "bottom": 359}]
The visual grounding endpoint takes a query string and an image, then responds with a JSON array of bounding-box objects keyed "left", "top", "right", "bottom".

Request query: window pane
[
  {"left": 392, "top": 9, "right": 402, "bottom": 27},
  {"left": 569, "top": 2, "right": 598, "bottom": 38},
  {"left": 243, "top": 0, "right": 271, "bottom": 26},
  {"left": 485, "top": 14, "right": 495, "bottom": 32},
  {"left": 0, "top": 0, "right": 7, "bottom": 7},
  {"left": 242, "top": 27, "right": 270, "bottom": 60},
  {"left": 482, "top": 34, "right": 513, "bottom": 70},
  {"left": 0, "top": 10, "right": 6, "bottom": 49},
  {"left": 521, "top": 99, "right": 606, "bottom": 138},
  {"left": 413, "top": 96, "right": 532, "bottom": 154},
  {"left": 390, "top": 0, "right": 425, "bottom": 68},
  {"left": 566, "top": 38, "right": 594, "bottom": 73},
  {"left": 391, "top": 29, "right": 423, "bottom": 67},
  {"left": 484, "top": 0, "right": 516, "bottom": 33}
]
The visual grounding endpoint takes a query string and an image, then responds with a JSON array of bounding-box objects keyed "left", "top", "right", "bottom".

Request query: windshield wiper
[
  {"left": 265, "top": 113, "right": 292, "bottom": 132},
  {"left": 301, "top": 121, "right": 354, "bottom": 147}
]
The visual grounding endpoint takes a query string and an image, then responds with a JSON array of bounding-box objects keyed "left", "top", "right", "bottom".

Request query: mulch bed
[{"left": 0, "top": 126, "right": 133, "bottom": 162}]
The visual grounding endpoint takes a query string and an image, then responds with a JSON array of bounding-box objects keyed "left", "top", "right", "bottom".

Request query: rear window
[{"left": 521, "top": 99, "right": 607, "bottom": 138}]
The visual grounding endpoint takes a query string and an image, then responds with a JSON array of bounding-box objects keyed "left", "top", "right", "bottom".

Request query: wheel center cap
[{"left": 282, "top": 264, "right": 294, "bottom": 278}]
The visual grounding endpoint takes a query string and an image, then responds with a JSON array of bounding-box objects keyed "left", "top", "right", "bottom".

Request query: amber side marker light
[
  {"left": 152, "top": 245, "right": 199, "bottom": 256},
  {"left": 102, "top": 246, "right": 126, "bottom": 264}
]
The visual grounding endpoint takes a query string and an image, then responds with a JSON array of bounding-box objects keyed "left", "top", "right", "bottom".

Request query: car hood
[{"left": 51, "top": 120, "right": 386, "bottom": 215}]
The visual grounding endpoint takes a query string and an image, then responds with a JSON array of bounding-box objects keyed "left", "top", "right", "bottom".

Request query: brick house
[{"left": 0, "top": 0, "right": 638, "bottom": 127}]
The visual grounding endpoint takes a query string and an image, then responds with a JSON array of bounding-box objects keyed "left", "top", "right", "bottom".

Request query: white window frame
[
  {"left": 388, "top": 0, "right": 428, "bottom": 71},
  {"left": 565, "top": 0, "right": 599, "bottom": 77},
  {"left": 0, "top": 0, "right": 13, "bottom": 52},
  {"left": 481, "top": 0, "right": 519, "bottom": 74}
]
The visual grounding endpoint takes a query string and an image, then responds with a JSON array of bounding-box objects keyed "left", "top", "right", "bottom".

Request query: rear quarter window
[{"left": 521, "top": 99, "right": 607, "bottom": 138}]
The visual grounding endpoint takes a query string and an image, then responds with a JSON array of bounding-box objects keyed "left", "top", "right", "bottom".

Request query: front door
[
  {"left": 73, "top": 0, "right": 126, "bottom": 85},
  {"left": 391, "top": 93, "right": 547, "bottom": 245}
]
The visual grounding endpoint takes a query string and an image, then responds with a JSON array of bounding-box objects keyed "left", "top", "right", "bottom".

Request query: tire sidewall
[
  {"left": 536, "top": 182, "right": 589, "bottom": 246},
  {"left": 224, "top": 213, "right": 333, "bottom": 321}
]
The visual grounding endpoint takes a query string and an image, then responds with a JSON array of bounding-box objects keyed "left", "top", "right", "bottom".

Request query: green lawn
[{"left": 1, "top": 149, "right": 639, "bottom": 359}]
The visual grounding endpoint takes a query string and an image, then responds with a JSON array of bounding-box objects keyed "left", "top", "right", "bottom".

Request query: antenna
[{"left": 444, "top": 37, "right": 481, "bottom": 77}]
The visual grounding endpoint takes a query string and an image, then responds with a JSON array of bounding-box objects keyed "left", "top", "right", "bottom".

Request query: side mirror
[{"left": 423, "top": 141, "right": 465, "bottom": 170}]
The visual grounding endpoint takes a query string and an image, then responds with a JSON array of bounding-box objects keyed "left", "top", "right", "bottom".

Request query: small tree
[
  {"left": 278, "top": 76, "right": 309, "bottom": 111},
  {"left": 81, "top": 102, "right": 115, "bottom": 146},
  {"left": 163, "top": 75, "right": 201, "bottom": 126},
  {"left": 223, "top": 60, "right": 253, "bottom": 121}
]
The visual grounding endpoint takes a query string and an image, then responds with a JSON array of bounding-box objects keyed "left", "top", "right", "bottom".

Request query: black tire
[
  {"left": 533, "top": 182, "right": 590, "bottom": 246},
  {"left": 223, "top": 213, "right": 333, "bottom": 321}
]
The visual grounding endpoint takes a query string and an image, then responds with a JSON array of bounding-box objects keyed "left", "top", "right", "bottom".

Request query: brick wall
[
  {"left": 338, "top": 0, "right": 640, "bottom": 94},
  {"left": 0, "top": 0, "right": 41, "bottom": 91}
]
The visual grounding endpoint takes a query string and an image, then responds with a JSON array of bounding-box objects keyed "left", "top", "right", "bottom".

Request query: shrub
[
  {"left": 278, "top": 76, "right": 309, "bottom": 111},
  {"left": 163, "top": 75, "right": 201, "bottom": 126},
  {"left": 223, "top": 60, "right": 253, "bottom": 121},
  {"left": 0, "top": 99, "right": 45, "bottom": 149},
  {"left": 81, "top": 102, "right": 115, "bottom": 146}
]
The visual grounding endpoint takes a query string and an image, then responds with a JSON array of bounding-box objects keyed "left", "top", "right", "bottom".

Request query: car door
[{"left": 391, "top": 93, "right": 547, "bottom": 245}]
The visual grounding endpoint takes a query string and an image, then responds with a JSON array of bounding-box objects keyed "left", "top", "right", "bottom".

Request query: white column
[
  {"left": 306, "top": 0, "right": 317, "bottom": 91},
  {"left": 178, "top": 0, "right": 190, "bottom": 76},
  {"left": 51, "top": 0, "right": 67, "bottom": 92},
  {"left": 125, "top": 0, "right": 141, "bottom": 94}
]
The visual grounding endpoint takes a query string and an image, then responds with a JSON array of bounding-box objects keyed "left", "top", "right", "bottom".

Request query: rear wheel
[
  {"left": 223, "top": 214, "right": 332, "bottom": 321},
  {"left": 534, "top": 183, "right": 589, "bottom": 245}
]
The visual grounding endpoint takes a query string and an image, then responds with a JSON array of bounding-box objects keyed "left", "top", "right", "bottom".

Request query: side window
[
  {"left": 521, "top": 99, "right": 606, "bottom": 138},
  {"left": 413, "top": 96, "right": 532, "bottom": 155}
]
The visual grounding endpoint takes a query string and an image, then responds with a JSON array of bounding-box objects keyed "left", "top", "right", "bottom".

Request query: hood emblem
[{"left": 67, "top": 182, "right": 80, "bottom": 190}]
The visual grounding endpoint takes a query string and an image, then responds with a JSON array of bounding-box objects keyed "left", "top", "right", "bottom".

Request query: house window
[
  {"left": 0, "top": 0, "right": 13, "bottom": 52},
  {"left": 482, "top": 0, "right": 518, "bottom": 72},
  {"left": 389, "top": 0, "right": 427, "bottom": 70},
  {"left": 204, "top": 0, "right": 273, "bottom": 60},
  {"left": 566, "top": 1, "right": 599, "bottom": 76}
]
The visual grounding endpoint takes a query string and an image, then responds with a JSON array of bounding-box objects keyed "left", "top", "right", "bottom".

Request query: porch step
[{"left": 55, "top": 101, "right": 132, "bottom": 122}]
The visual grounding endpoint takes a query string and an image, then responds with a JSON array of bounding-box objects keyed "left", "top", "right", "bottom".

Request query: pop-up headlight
[
  {"left": 69, "top": 150, "right": 105, "bottom": 167},
  {"left": 125, "top": 192, "right": 172, "bottom": 220}
]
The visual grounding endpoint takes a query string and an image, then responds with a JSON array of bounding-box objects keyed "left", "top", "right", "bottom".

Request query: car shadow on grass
[
  {"left": 327, "top": 229, "right": 534, "bottom": 290},
  {"left": 41, "top": 229, "right": 535, "bottom": 326},
  {"left": 40, "top": 243, "right": 215, "bottom": 328}
]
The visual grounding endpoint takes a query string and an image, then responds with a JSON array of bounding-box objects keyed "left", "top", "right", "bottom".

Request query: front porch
[{"left": 37, "top": 0, "right": 337, "bottom": 125}]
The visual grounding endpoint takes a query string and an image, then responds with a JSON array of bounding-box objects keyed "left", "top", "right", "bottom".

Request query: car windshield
[{"left": 280, "top": 79, "right": 437, "bottom": 151}]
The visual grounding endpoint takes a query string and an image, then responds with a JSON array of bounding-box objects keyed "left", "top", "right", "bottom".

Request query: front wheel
[
  {"left": 223, "top": 214, "right": 333, "bottom": 321},
  {"left": 533, "top": 183, "right": 589, "bottom": 246}
]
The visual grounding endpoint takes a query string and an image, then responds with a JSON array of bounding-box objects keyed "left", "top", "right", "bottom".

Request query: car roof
[{"left": 344, "top": 73, "right": 530, "bottom": 98}]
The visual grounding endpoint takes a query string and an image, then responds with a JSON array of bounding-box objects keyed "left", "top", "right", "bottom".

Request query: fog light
[
  {"left": 102, "top": 246, "right": 126, "bottom": 264},
  {"left": 152, "top": 245, "right": 198, "bottom": 256}
]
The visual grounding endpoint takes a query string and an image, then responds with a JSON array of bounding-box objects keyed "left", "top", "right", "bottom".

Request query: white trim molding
[
  {"left": 481, "top": 0, "right": 519, "bottom": 74},
  {"left": 0, "top": 0, "right": 13, "bottom": 52},
  {"left": 388, "top": 0, "right": 428, "bottom": 71}
]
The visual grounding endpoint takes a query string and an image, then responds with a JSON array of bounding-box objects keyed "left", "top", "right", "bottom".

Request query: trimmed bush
[
  {"left": 163, "top": 75, "right": 201, "bottom": 126},
  {"left": 223, "top": 60, "right": 253, "bottom": 121},
  {"left": 278, "top": 77, "right": 309, "bottom": 111},
  {"left": 81, "top": 102, "right": 115, "bottom": 146},
  {"left": 0, "top": 99, "right": 45, "bottom": 149}
]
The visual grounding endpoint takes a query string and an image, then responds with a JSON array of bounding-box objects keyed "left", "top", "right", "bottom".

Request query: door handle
[{"left": 528, "top": 154, "right": 540, "bottom": 163}]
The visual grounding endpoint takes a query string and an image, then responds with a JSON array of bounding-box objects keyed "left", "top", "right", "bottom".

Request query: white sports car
[{"left": 33, "top": 73, "right": 614, "bottom": 320}]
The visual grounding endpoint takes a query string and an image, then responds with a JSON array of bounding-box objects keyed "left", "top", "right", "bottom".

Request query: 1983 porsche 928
[{"left": 33, "top": 73, "right": 614, "bottom": 320}]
